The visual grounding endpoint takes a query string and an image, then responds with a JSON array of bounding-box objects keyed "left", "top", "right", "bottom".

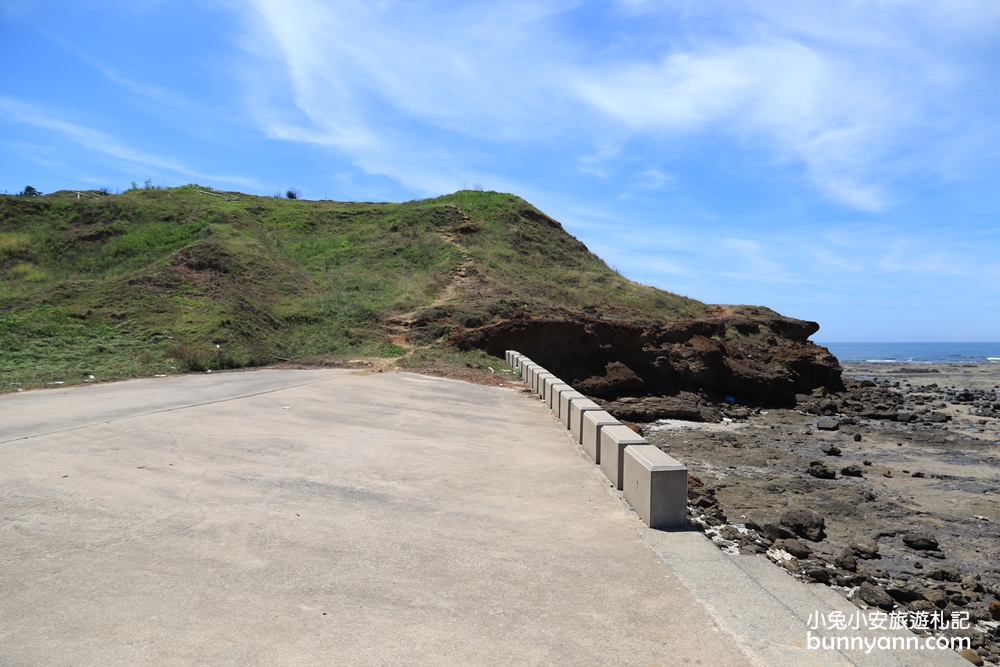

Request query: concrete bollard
[
  {"left": 541, "top": 373, "right": 558, "bottom": 399},
  {"left": 623, "top": 445, "right": 687, "bottom": 530},
  {"left": 549, "top": 382, "right": 575, "bottom": 417},
  {"left": 569, "top": 398, "right": 602, "bottom": 442},
  {"left": 558, "top": 390, "right": 584, "bottom": 425},
  {"left": 531, "top": 366, "right": 555, "bottom": 394},
  {"left": 523, "top": 362, "right": 540, "bottom": 387},
  {"left": 534, "top": 371, "right": 554, "bottom": 397},
  {"left": 547, "top": 381, "right": 572, "bottom": 412},
  {"left": 600, "top": 425, "right": 647, "bottom": 491},
  {"left": 581, "top": 410, "right": 620, "bottom": 463},
  {"left": 518, "top": 358, "right": 534, "bottom": 381},
  {"left": 506, "top": 350, "right": 522, "bottom": 367}
]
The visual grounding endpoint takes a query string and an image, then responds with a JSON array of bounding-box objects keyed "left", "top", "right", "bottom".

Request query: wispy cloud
[
  {"left": 0, "top": 96, "right": 256, "bottom": 187},
  {"left": 235, "top": 0, "right": 1000, "bottom": 209},
  {"left": 575, "top": 39, "right": 898, "bottom": 210},
  {"left": 236, "top": 0, "right": 588, "bottom": 194}
]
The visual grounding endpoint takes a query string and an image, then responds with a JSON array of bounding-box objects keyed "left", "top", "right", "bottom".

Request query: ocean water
[{"left": 818, "top": 342, "right": 1000, "bottom": 364}]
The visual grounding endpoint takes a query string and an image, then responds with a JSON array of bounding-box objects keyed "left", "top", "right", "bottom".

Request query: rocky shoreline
[{"left": 600, "top": 362, "right": 1000, "bottom": 664}]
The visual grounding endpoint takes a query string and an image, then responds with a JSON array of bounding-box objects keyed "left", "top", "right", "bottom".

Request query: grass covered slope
[{"left": 0, "top": 186, "right": 712, "bottom": 389}]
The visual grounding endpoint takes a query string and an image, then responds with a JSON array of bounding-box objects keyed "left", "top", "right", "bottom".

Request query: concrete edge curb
[{"left": 502, "top": 350, "right": 969, "bottom": 667}]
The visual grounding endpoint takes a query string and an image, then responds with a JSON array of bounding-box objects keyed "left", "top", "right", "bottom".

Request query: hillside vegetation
[{"left": 1, "top": 185, "right": 718, "bottom": 390}]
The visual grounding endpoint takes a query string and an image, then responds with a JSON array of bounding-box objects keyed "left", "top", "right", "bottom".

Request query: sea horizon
[{"left": 816, "top": 342, "right": 1000, "bottom": 364}]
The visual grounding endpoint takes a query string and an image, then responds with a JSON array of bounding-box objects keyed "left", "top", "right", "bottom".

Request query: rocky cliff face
[{"left": 451, "top": 310, "right": 843, "bottom": 407}]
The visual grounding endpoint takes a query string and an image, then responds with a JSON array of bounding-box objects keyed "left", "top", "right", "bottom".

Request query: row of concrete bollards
[{"left": 507, "top": 351, "right": 688, "bottom": 530}]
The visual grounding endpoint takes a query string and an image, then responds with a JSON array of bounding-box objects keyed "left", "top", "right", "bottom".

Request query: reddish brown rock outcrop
[{"left": 450, "top": 311, "right": 842, "bottom": 403}]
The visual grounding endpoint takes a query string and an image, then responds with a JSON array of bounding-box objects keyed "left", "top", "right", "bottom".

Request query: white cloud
[
  {"left": 232, "top": 0, "right": 1000, "bottom": 208},
  {"left": 575, "top": 39, "right": 900, "bottom": 210},
  {"left": 0, "top": 96, "right": 256, "bottom": 187},
  {"left": 240, "top": 0, "right": 576, "bottom": 143},
  {"left": 719, "top": 237, "right": 785, "bottom": 277}
]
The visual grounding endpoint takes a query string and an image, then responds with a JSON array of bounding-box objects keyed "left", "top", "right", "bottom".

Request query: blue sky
[{"left": 2, "top": 0, "right": 999, "bottom": 342}]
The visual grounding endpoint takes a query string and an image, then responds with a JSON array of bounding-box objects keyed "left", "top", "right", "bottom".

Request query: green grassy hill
[{"left": 1, "top": 185, "right": 722, "bottom": 390}]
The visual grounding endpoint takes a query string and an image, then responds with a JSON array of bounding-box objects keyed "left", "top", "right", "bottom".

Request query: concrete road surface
[{"left": 0, "top": 370, "right": 967, "bottom": 666}]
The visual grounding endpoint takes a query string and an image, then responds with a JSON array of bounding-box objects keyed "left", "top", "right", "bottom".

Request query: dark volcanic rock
[
  {"left": 823, "top": 444, "right": 842, "bottom": 456},
  {"left": 805, "top": 567, "right": 835, "bottom": 584},
  {"left": 926, "top": 565, "right": 962, "bottom": 582},
  {"left": 575, "top": 361, "right": 645, "bottom": 398},
  {"left": 924, "top": 589, "right": 950, "bottom": 608},
  {"left": 858, "top": 582, "right": 896, "bottom": 611},
  {"left": 763, "top": 522, "right": 795, "bottom": 541},
  {"left": 835, "top": 546, "right": 857, "bottom": 572},
  {"left": 902, "top": 532, "right": 940, "bottom": 552},
  {"left": 849, "top": 537, "right": 879, "bottom": 559},
  {"left": 780, "top": 509, "right": 826, "bottom": 542},
  {"left": 602, "top": 394, "right": 704, "bottom": 422},
  {"left": 817, "top": 418, "right": 840, "bottom": 431},
  {"left": 806, "top": 462, "right": 836, "bottom": 479},
  {"left": 841, "top": 465, "right": 864, "bottom": 477},
  {"left": 779, "top": 538, "right": 814, "bottom": 559},
  {"left": 886, "top": 586, "right": 926, "bottom": 603}
]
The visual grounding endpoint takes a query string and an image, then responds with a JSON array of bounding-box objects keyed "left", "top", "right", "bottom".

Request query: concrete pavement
[
  {"left": 0, "top": 370, "right": 968, "bottom": 666},
  {"left": 2, "top": 370, "right": 748, "bottom": 666}
]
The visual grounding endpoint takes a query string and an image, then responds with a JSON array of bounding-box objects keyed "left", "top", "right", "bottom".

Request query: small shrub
[
  {"left": 0, "top": 232, "right": 31, "bottom": 257},
  {"left": 378, "top": 343, "right": 407, "bottom": 358},
  {"left": 8, "top": 262, "right": 46, "bottom": 281},
  {"left": 286, "top": 188, "right": 301, "bottom": 200},
  {"left": 16, "top": 185, "right": 41, "bottom": 197}
]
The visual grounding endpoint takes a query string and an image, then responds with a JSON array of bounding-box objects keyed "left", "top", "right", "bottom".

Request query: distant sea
[{"left": 818, "top": 342, "right": 1000, "bottom": 365}]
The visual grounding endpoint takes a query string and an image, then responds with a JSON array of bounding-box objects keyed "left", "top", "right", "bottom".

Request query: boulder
[
  {"left": 719, "top": 525, "right": 743, "bottom": 542},
  {"left": 835, "top": 546, "right": 857, "bottom": 572},
  {"left": 841, "top": 465, "right": 864, "bottom": 478},
  {"left": 908, "top": 600, "right": 936, "bottom": 613},
  {"left": 858, "top": 582, "right": 896, "bottom": 611},
  {"left": 927, "top": 565, "right": 962, "bottom": 582},
  {"left": 849, "top": 537, "right": 879, "bottom": 559},
  {"left": 817, "top": 418, "right": 840, "bottom": 431},
  {"left": 823, "top": 444, "right": 842, "bottom": 456},
  {"left": 806, "top": 462, "right": 836, "bottom": 479},
  {"left": 962, "top": 575, "right": 985, "bottom": 593},
  {"left": 780, "top": 509, "right": 826, "bottom": 542},
  {"left": 886, "top": 586, "right": 925, "bottom": 603},
  {"left": 763, "top": 522, "right": 795, "bottom": 541},
  {"left": 902, "top": 532, "right": 940, "bottom": 552},
  {"left": 805, "top": 567, "right": 835, "bottom": 584},
  {"left": 958, "top": 649, "right": 983, "bottom": 666},
  {"left": 924, "top": 589, "right": 950, "bottom": 608},
  {"left": 779, "top": 538, "right": 814, "bottom": 559}
]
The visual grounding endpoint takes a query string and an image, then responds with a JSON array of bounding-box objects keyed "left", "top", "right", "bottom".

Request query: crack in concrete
[{"left": 0, "top": 377, "right": 341, "bottom": 447}]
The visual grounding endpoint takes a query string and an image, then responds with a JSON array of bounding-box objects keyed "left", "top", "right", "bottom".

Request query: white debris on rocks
[{"left": 646, "top": 418, "right": 749, "bottom": 433}]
